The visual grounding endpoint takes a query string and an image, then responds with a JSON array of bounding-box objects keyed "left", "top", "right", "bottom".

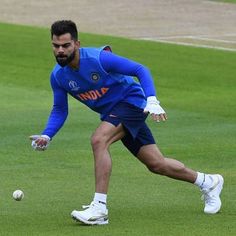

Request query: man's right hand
[{"left": 29, "top": 135, "right": 51, "bottom": 151}]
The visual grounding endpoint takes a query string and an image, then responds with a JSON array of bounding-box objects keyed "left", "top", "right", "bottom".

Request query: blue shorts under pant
[{"left": 101, "top": 102, "right": 156, "bottom": 156}]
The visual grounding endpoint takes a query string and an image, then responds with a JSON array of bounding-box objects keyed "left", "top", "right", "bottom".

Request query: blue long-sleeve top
[{"left": 42, "top": 47, "right": 156, "bottom": 138}]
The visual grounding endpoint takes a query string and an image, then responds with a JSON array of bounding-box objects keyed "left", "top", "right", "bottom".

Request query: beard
[{"left": 55, "top": 50, "right": 76, "bottom": 67}]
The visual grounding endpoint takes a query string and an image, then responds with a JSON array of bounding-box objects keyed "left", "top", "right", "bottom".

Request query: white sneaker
[
  {"left": 201, "top": 174, "right": 224, "bottom": 214},
  {"left": 71, "top": 201, "right": 108, "bottom": 225}
]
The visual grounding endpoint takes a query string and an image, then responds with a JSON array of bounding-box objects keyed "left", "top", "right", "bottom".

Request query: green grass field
[
  {"left": 0, "top": 22, "right": 235, "bottom": 236},
  {"left": 212, "top": 0, "right": 236, "bottom": 3}
]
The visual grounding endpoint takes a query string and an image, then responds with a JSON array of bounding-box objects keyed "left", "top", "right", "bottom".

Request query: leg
[
  {"left": 90, "top": 121, "right": 125, "bottom": 193},
  {"left": 71, "top": 121, "right": 125, "bottom": 225},
  {"left": 136, "top": 144, "right": 197, "bottom": 183},
  {"left": 136, "top": 144, "right": 223, "bottom": 214},
  {"left": 122, "top": 121, "right": 223, "bottom": 214}
]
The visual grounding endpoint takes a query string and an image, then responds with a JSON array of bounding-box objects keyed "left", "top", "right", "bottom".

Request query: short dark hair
[{"left": 51, "top": 20, "right": 78, "bottom": 40}]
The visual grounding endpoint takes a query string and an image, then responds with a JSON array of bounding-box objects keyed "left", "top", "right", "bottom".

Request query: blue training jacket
[{"left": 42, "top": 46, "right": 155, "bottom": 138}]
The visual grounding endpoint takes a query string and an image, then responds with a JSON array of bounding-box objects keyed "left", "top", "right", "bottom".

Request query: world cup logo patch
[
  {"left": 91, "top": 73, "right": 100, "bottom": 82},
  {"left": 69, "top": 80, "right": 80, "bottom": 91}
]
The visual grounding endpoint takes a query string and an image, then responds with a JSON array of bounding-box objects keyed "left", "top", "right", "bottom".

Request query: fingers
[
  {"left": 30, "top": 135, "right": 49, "bottom": 151},
  {"left": 160, "top": 113, "right": 168, "bottom": 121},
  {"left": 30, "top": 136, "right": 45, "bottom": 145},
  {"left": 32, "top": 140, "right": 45, "bottom": 151},
  {"left": 150, "top": 113, "right": 168, "bottom": 122},
  {"left": 29, "top": 135, "right": 40, "bottom": 140},
  {"left": 35, "top": 145, "right": 47, "bottom": 151},
  {"left": 36, "top": 139, "right": 48, "bottom": 146},
  {"left": 31, "top": 139, "right": 48, "bottom": 151}
]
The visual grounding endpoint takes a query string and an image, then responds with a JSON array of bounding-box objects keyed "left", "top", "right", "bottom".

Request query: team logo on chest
[
  {"left": 91, "top": 72, "right": 100, "bottom": 82},
  {"left": 69, "top": 80, "right": 80, "bottom": 91}
]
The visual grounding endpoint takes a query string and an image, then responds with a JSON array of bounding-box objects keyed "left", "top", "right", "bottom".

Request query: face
[{"left": 52, "top": 33, "right": 79, "bottom": 67}]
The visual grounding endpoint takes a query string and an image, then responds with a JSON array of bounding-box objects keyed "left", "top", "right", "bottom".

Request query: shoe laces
[
  {"left": 82, "top": 201, "right": 95, "bottom": 209},
  {"left": 201, "top": 186, "right": 218, "bottom": 205},
  {"left": 82, "top": 201, "right": 105, "bottom": 211},
  {"left": 81, "top": 201, "right": 107, "bottom": 216},
  {"left": 201, "top": 191, "right": 215, "bottom": 204},
  {"left": 200, "top": 176, "right": 220, "bottom": 203}
]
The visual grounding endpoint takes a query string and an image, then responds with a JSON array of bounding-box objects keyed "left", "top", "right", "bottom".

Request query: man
[{"left": 30, "top": 20, "right": 223, "bottom": 225}]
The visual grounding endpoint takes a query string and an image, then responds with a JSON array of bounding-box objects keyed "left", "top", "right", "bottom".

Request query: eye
[
  {"left": 62, "top": 43, "right": 71, "bottom": 48},
  {"left": 52, "top": 43, "right": 60, "bottom": 48}
]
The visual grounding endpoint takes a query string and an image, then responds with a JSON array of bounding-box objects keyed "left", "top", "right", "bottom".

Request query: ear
[{"left": 75, "top": 40, "right": 81, "bottom": 48}]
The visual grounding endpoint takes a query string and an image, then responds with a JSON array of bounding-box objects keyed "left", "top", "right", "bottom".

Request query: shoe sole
[
  {"left": 71, "top": 213, "right": 109, "bottom": 225},
  {"left": 204, "top": 174, "right": 224, "bottom": 214}
]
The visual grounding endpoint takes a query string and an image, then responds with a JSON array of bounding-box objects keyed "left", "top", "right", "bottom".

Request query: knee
[{"left": 90, "top": 133, "right": 106, "bottom": 150}]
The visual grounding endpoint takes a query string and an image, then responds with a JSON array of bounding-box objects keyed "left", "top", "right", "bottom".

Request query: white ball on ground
[{"left": 13, "top": 190, "right": 24, "bottom": 201}]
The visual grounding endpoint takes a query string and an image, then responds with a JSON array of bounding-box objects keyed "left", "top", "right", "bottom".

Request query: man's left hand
[{"left": 144, "top": 96, "right": 167, "bottom": 122}]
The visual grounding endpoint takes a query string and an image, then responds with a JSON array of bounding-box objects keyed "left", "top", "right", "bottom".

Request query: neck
[{"left": 69, "top": 49, "right": 80, "bottom": 69}]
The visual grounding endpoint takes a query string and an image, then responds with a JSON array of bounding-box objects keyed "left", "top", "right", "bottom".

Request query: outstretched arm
[
  {"left": 30, "top": 73, "right": 68, "bottom": 151},
  {"left": 41, "top": 73, "right": 69, "bottom": 138},
  {"left": 100, "top": 50, "right": 167, "bottom": 122}
]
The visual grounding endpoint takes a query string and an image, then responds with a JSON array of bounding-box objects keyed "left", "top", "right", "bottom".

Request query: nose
[{"left": 57, "top": 45, "right": 65, "bottom": 54}]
